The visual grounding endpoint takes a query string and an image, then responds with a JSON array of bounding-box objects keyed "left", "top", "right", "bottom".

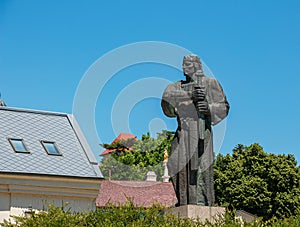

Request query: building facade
[{"left": 0, "top": 107, "right": 103, "bottom": 222}]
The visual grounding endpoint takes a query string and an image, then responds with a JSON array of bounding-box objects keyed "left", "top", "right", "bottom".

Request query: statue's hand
[
  {"left": 195, "top": 100, "right": 210, "bottom": 115},
  {"left": 192, "top": 86, "right": 205, "bottom": 101}
]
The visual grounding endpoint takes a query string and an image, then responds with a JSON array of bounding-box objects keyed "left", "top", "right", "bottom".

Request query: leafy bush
[
  {"left": 2, "top": 202, "right": 300, "bottom": 227},
  {"left": 214, "top": 143, "right": 300, "bottom": 219}
]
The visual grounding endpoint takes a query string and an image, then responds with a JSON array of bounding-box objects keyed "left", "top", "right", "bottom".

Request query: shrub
[{"left": 2, "top": 202, "right": 300, "bottom": 227}]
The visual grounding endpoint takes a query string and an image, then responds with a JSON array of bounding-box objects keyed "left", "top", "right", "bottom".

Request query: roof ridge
[
  {"left": 118, "top": 133, "right": 136, "bottom": 136},
  {"left": 0, "top": 106, "right": 68, "bottom": 116},
  {"left": 107, "top": 180, "right": 168, "bottom": 187}
]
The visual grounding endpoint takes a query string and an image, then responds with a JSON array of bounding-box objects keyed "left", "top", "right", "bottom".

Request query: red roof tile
[
  {"left": 100, "top": 133, "right": 137, "bottom": 156},
  {"left": 96, "top": 180, "right": 177, "bottom": 208},
  {"left": 112, "top": 133, "right": 137, "bottom": 143}
]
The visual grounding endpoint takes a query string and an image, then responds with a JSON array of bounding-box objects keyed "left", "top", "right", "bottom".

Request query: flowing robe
[{"left": 161, "top": 77, "right": 229, "bottom": 206}]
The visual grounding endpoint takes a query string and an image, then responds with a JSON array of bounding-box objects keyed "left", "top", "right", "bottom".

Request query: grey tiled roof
[{"left": 0, "top": 107, "right": 103, "bottom": 179}]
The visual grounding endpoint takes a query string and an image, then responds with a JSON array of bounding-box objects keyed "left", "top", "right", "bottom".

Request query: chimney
[{"left": 146, "top": 171, "right": 157, "bottom": 182}]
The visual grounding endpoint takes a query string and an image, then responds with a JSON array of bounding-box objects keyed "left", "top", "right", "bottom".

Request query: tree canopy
[
  {"left": 214, "top": 143, "right": 300, "bottom": 219},
  {"left": 99, "top": 130, "right": 174, "bottom": 181},
  {"left": 100, "top": 135, "right": 300, "bottom": 219}
]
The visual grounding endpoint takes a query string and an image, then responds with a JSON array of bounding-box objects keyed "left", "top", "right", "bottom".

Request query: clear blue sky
[{"left": 1, "top": 0, "right": 300, "bottom": 163}]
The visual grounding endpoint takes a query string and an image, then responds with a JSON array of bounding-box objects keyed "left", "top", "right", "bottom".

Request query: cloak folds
[{"left": 161, "top": 77, "right": 229, "bottom": 206}]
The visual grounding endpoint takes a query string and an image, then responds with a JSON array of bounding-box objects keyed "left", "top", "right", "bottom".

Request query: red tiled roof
[
  {"left": 100, "top": 133, "right": 137, "bottom": 156},
  {"left": 96, "top": 180, "right": 177, "bottom": 208}
]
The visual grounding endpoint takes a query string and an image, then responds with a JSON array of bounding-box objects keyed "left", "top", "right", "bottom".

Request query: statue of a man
[{"left": 161, "top": 54, "right": 229, "bottom": 206}]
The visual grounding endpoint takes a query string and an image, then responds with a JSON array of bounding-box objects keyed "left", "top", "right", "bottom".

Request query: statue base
[{"left": 167, "top": 205, "right": 225, "bottom": 223}]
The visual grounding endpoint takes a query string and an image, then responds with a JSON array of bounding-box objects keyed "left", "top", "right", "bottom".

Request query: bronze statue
[{"left": 161, "top": 54, "right": 229, "bottom": 206}]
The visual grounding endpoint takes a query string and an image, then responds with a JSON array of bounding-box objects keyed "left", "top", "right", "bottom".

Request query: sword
[
  {"left": 194, "top": 70, "right": 207, "bottom": 206},
  {"left": 194, "top": 71, "right": 206, "bottom": 140}
]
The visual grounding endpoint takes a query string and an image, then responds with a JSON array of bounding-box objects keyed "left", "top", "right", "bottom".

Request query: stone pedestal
[{"left": 167, "top": 205, "right": 225, "bottom": 223}]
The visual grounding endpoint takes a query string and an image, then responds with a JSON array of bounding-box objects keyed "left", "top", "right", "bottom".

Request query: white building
[{"left": 0, "top": 106, "right": 103, "bottom": 222}]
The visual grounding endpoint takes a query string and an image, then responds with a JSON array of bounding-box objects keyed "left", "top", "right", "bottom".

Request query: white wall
[
  {"left": 0, "top": 174, "right": 101, "bottom": 223},
  {"left": 0, "top": 193, "right": 10, "bottom": 224},
  {"left": 10, "top": 194, "right": 96, "bottom": 212},
  {"left": 0, "top": 193, "right": 97, "bottom": 223}
]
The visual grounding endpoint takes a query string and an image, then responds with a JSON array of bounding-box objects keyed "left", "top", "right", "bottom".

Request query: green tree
[
  {"left": 99, "top": 130, "right": 174, "bottom": 181},
  {"left": 99, "top": 154, "right": 151, "bottom": 181},
  {"left": 214, "top": 143, "right": 300, "bottom": 219},
  {"left": 100, "top": 138, "right": 138, "bottom": 153}
]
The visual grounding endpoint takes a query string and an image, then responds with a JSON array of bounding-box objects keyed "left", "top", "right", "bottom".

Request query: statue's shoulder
[
  {"left": 165, "top": 80, "right": 183, "bottom": 90},
  {"left": 175, "top": 80, "right": 184, "bottom": 87},
  {"left": 204, "top": 77, "right": 220, "bottom": 87},
  {"left": 205, "top": 77, "right": 218, "bottom": 83}
]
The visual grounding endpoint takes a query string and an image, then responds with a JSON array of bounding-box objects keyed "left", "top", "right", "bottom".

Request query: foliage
[
  {"left": 263, "top": 210, "right": 300, "bottom": 227},
  {"left": 100, "top": 138, "right": 138, "bottom": 153},
  {"left": 112, "top": 131, "right": 173, "bottom": 167},
  {"left": 0, "top": 202, "right": 198, "bottom": 227},
  {"left": 99, "top": 130, "right": 174, "bottom": 181},
  {"left": 99, "top": 154, "right": 163, "bottom": 181},
  {"left": 214, "top": 143, "right": 300, "bottom": 219},
  {"left": 2, "top": 202, "right": 300, "bottom": 227},
  {"left": 2, "top": 203, "right": 84, "bottom": 227}
]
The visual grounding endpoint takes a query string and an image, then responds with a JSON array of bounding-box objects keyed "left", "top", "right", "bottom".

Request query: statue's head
[{"left": 182, "top": 54, "right": 203, "bottom": 80}]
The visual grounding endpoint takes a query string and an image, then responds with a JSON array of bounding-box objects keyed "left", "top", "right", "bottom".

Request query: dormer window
[
  {"left": 8, "top": 138, "right": 30, "bottom": 153},
  {"left": 41, "top": 141, "right": 61, "bottom": 156}
]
